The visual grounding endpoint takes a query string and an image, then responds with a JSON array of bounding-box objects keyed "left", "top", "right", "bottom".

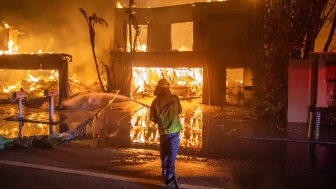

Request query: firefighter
[{"left": 150, "top": 78, "right": 182, "bottom": 186}]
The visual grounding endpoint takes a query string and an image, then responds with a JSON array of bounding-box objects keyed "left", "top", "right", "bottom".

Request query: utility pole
[
  {"left": 253, "top": 0, "right": 256, "bottom": 26},
  {"left": 124, "top": 0, "right": 135, "bottom": 96},
  {"left": 128, "top": 0, "right": 133, "bottom": 54}
]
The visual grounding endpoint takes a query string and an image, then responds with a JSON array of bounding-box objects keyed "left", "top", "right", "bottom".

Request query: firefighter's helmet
[{"left": 157, "top": 79, "right": 170, "bottom": 88}]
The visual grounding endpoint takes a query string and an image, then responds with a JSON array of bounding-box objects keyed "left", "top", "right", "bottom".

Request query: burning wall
[
  {"left": 0, "top": 53, "right": 72, "bottom": 104},
  {"left": 112, "top": 1, "right": 256, "bottom": 105},
  {"left": 132, "top": 67, "right": 202, "bottom": 98},
  {"left": 0, "top": 0, "right": 115, "bottom": 85},
  {"left": 114, "top": 1, "right": 255, "bottom": 52}
]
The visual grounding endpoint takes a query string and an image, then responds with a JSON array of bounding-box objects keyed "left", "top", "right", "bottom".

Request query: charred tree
[
  {"left": 303, "top": 1, "right": 336, "bottom": 58},
  {"left": 324, "top": 11, "right": 336, "bottom": 52},
  {"left": 122, "top": 0, "right": 141, "bottom": 95},
  {"left": 79, "top": 8, "right": 111, "bottom": 93},
  {"left": 251, "top": 0, "right": 335, "bottom": 122}
]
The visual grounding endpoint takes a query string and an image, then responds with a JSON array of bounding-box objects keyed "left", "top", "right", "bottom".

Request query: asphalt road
[
  {"left": 0, "top": 147, "right": 225, "bottom": 189},
  {"left": 0, "top": 164, "right": 166, "bottom": 189},
  {"left": 0, "top": 142, "right": 336, "bottom": 189}
]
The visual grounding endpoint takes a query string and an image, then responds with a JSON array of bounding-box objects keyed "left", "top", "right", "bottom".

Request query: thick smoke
[{"left": 0, "top": 0, "right": 115, "bottom": 85}]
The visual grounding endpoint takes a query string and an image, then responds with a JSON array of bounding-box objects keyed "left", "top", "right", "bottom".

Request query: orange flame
[{"left": 116, "top": 2, "right": 122, "bottom": 8}]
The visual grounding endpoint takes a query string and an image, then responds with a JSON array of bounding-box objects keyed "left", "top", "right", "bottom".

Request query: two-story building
[{"left": 111, "top": 0, "right": 261, "bottom": 105}]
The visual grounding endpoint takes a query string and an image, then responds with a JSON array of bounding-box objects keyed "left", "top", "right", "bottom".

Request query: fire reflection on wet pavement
[
  {"left": 0, "top": 105, "right": 59, "bottom": 138},
  {"left": 129, "top": 103, "right": 202, "bottom": 149},
  {"left": 1, "top": 96, "right": 336, "bottom": 171}
]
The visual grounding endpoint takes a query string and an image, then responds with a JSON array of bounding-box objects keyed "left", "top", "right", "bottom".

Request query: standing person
[{"left": 150, "top": 78, "right": 182, "bottom": 186}]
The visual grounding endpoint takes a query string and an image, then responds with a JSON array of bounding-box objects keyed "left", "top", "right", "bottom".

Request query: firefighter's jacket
[{"left": 150, "top": 92, "right": 182, "bottom": 135}]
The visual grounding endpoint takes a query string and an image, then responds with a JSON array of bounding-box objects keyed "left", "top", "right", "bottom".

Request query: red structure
[{"left": 288, "top": 52, "right": 336, "bottom": 124}]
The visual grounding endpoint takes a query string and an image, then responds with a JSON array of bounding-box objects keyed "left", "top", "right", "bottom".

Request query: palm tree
[{"left": 79, "top": 8, "right": 110, "bottom": 92}]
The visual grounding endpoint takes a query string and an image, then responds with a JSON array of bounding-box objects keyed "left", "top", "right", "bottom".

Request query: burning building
[
  {"left": 0, "top": 22, "right": 72, "bottom": 105},
  {"left": 0, "top": 21, "right": 22, "bottom": 55},
  {"left": 111, "top": 0, "right": 260, "bottom": 105}
]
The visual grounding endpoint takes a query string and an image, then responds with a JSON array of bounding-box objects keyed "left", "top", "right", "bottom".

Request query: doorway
[{"left": 226, "top": 68, "right": 244, "bottom": 105}]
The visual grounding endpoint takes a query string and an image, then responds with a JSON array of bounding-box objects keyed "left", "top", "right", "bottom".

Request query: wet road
[
  {"left": 0, "top": 145, "right": 336, "bottom": 189},
  {"left": 0, "top": 164, "right": 163, "bottom": 189},
  {"left": 1, "top": 94, "right": 336, "bottom": 188},
  {"left": 0, "top": 146, "right": 228, "bottom": 189},
  {"left": 1, "top": 96, "right": 336, "bottom": 170}
]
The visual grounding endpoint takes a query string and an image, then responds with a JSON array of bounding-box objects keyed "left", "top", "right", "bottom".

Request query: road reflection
[
  {"left": 0, "top": 110, "right": 58, "bottom": 138},
  {"left": 130, "top": 105, "right": 203, "bottom": 149}
]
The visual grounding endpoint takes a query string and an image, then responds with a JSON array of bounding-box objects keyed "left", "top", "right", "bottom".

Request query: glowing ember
[
  {"left": 3, "top": 84, "right": 19, "bottom": 93},
  {"left": 27, "top": 71, "right": 40, "bottom": 83},
  {"left": 2, "top": 21, "right": 10, "bottom": 29}
]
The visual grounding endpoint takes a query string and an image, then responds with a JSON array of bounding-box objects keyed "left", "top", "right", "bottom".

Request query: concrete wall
[
  {"left": 112, "top": 1, "right": 257, "bottom": 105},
  {"left": 288, "top": 59, "right": 310, "bottom": 123},
  {"left": 114, "top": 1, "right": 255, "bottom": 52},
  {"left": 111, "top": 51, "right": 252, "bottom": 105},
  {"left": 316, "top": 60, "right": 328, "bottom": 107}
]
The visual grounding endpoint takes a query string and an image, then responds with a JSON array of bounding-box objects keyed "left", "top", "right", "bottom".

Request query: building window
[
  {"left": 132, "top": 67, "right": 202, "bottom": 98},
  {"left": 171, "top": 22, "right": 193, "bottom": 51},
  {"left": 226, "top": 68, "right": 244, "bottom": 105},
  {"left": 127, "top": 25, "right": 148, "bottom": 52}
]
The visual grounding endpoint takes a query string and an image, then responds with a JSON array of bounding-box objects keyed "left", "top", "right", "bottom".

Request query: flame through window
[{"left": 132, "top": 67, "right": 203, "bottom": 98}]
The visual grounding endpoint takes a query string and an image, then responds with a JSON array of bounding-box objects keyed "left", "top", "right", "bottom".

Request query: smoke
[
  {"left": 0, "top": 0, "right": 115, "bottom": 85},
  {"left": 0, "top": 0, "right": 218, "bottom": 89},
  {"left": 118, "top": 0, "right": 209, "bottom": 8}
]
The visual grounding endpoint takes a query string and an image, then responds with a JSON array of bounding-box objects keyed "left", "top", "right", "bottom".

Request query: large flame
[
  {"left": 3, "top": 21, "right": 10, "bottom": 29},
  {"left": 0, "top": 39, "right": 17, "bottom": 55},
  {"left": 8, "top": 40, "right": 13, "bottom": 50},
  {"left": 0, "top": 21, "right": 45, "bottom": 55},
  {"left": 132, "top": 67, "right": 203, "bottom": 98}
]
